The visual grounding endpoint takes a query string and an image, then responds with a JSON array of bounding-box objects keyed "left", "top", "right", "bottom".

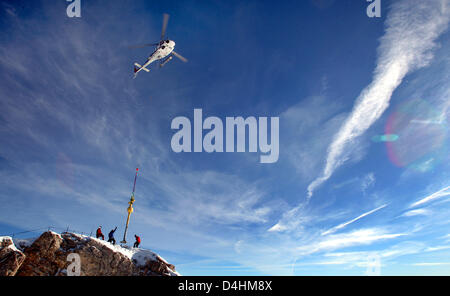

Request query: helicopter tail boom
[{"left": 134, "top": 63, "right": 150, "bottom": 73}]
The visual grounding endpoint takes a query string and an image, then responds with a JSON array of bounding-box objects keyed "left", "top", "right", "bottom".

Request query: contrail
[
  {"left": 307, "top": 0, "right": 450, "bottom": 199},
  {"left": 410, "top": 186, "right": 450, "bottom": 208},
  {"left": 321, "top": 204, "right": 388, "bottom": 236}
]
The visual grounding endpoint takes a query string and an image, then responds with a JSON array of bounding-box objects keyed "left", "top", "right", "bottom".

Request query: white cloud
[
  {"left": 267, "top": 223, "right": 286, "bottom": 232},
  {"left": 411, "top": 262, "right": 450, "bottom": 266},
  {"left": 321, "top": 204, "right": 388, "bottom": 236},
  {"left": 361, "top": 173, "right": 376, "bottom": 193},
  {"left": 291, "top": 241, "right": 425, "bottom": 271},
  {"left": 296, "top": 228, "right": 405, "bottom": 256},
  {"left": 424, "top": 245, "right": 450, "bottom": 252},
  {"left": 409, "top": 186, "right": 450, "bottom": 208},
  {"left": 280, "top": 95, "right": 345, "bottom": 180},
  {"left": 401, "top": 208, "right": 431, "bottom": 217},
  {"left": 268, "top": 202, "right": 313, "bottom": 233},
  {"left": 307, "top": 0, "right": 450, "bottom": 198}
]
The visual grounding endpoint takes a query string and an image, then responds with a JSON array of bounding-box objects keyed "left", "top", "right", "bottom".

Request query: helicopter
[{"left": 131, "top": 13, "right": 188, "bottom": 78}]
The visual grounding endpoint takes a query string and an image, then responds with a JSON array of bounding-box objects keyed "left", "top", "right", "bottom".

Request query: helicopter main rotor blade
[
  {"left": 128, "top": 43, "right": 159, "bottom": 49},
  {"left": 161, "top": 13, "right": 170, "bottom": 41},
  {"left": 172, "top": 51, "right": 188, "bottom": 63}
]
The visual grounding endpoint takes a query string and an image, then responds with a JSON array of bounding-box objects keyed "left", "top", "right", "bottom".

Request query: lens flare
[
  {"left": 372, "top": 134, "right": 399, "bottom": 143},
  {"left": 384, "top": 99, "right": 448, "bottom": 171}
]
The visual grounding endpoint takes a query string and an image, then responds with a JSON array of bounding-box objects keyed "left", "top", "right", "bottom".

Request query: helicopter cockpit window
[{"left": 166, "top": 40, "right": 170, "bottom": 43}]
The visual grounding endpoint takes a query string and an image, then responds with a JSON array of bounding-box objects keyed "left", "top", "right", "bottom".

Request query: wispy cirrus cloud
[
  {"left": 411, "top": 262, "right": 450, "bottom": 266},
  {"left": 361, "top": 173, "right": 375, "bottom": 193},
  {"left": 401, "top": 208, "right": 431, "bottom": 217},
  {"left": 307, "top": 0, "right": 450, "bottom": 198},
  {"left": 295, "top": 228, "right": 405, "bottom": 256},
  {"left": 299, "top": 240, "right": 426, "bottom": 269}
]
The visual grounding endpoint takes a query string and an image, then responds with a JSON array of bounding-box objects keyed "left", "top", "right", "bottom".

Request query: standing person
[
  {"left": 96, "top": 226, "right": 105, "bottom": 240},
  {"left": 107, "top": 226, "right": 117, "bottom": 245},
  {"left": 133, "top": 234, "right": 141, "bottom": 248}
]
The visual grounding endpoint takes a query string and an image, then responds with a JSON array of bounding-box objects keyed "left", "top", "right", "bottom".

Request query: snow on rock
[
  {"left": 0, "top": 236, "right": 26, "bottom": 276},
  {"left": 63, "top": 233, "right": 179, "bottom": 274},
  {"left": 1, "top": 236, "right": 21, "bottom": 253},
  {"left": 0, "top": 231, "right": 179, "bottom": 276}
]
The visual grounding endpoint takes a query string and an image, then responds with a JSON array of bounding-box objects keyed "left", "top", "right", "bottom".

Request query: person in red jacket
[
  {"left": 96, "top": 226, "right": 105, "bottom": 240},
  {"left": 133, "top": 234, "right": 141, "bottom": 248}
]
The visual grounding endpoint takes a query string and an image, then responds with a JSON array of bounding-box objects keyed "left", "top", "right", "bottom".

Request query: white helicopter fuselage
[
  {"left": 133, "top": 40, "right": 175, "bottom": 77},
  {"left": 145, "top": 40, "right": 175, "bottom": 66},
  {"left": 133, "top": 14, "right": 187, "bottom": 78}
]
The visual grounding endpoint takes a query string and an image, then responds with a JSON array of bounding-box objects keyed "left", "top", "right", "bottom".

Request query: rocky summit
[{"left": 0, "top": 231, "right": 179, "bottom": 276}]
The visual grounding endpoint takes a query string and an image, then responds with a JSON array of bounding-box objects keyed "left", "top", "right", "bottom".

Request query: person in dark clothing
[
  {"left": 133, "top": 234, "right": 141, "bottom": 248},
  {"left": 107, "top": 227, "right": 117, "bottom": 245},
  {"left": 96, "top": 226, "right": 105, "bottom": 240}
]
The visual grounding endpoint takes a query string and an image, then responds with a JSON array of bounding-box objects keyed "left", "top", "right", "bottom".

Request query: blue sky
[{"left": 0, "top": 0, "right": 449, "bottom": 275}]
